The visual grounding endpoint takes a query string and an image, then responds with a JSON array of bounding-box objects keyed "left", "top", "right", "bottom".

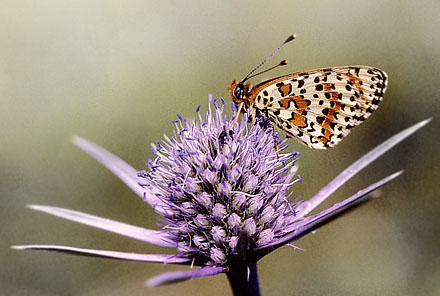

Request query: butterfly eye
[{"left": 233, "top": 83, "right": 245, "bottom": 100}]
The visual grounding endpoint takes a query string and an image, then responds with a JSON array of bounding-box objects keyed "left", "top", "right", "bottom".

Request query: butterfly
[{"left": 228, "top": 35, "right": 388, "bottom": 149}]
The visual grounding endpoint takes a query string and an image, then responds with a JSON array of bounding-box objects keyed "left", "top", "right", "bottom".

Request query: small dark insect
[{"left": 219, "top": 130, "right": 235, "bottom": 145}]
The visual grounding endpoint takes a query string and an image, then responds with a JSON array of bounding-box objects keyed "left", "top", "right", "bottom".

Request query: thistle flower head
[
  {"left": 138, "top": 96, "right": 301, "bottom": 264},
  {"left": 12, "top": 93, "right": 430, "bottom": 292}
]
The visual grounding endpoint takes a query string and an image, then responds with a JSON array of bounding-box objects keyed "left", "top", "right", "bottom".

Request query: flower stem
[{"left": 226, "top": 261, "right": 261, "bottom": 296}]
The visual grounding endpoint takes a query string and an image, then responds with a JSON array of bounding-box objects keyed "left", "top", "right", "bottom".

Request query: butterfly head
[
  {"left": 229, "top": 35, "right": 295, "bottom": 125},
  {"left": 229, "top": 80, "right": 251, "bottom": 106}
]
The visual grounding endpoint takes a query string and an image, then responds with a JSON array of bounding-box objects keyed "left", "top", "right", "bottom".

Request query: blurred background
[{"left": 1, "top": 1, "right": 439, "bottom": 295}]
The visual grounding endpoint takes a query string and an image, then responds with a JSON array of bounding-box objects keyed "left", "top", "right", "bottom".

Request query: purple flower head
[
  {"left": 137, "top": 96, "right": 300, "bottom": 264},
  {"left": 12, "top": 95, "right": 430, "bottom": 295}
]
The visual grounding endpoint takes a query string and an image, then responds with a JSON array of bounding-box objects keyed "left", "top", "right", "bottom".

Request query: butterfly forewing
[{"left": 249, "top": 66, "right": 387, "bottom": 149}]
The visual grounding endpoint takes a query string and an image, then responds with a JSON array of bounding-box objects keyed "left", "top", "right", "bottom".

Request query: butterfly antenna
[
  {"left": 241, "top": 34, "right": 296, "bottom": 83},
  {"left": 245, "top": 60, "right": 289, "bottom": 80}
]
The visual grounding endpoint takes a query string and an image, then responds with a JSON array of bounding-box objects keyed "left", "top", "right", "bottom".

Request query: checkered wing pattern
[{"left": 250, "top": 66, "right": 387, "bottom": 149}]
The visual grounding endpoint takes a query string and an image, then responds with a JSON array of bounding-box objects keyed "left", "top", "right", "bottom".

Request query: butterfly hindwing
[{"left": 250, "top": 66, "right": 387, "bottom": 149}]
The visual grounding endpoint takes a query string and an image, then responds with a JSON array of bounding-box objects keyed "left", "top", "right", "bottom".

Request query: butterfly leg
[
  {"left": 233, "top": 102, "right": 245, "bottom": 125},
  {"left": 272, "top": 126, "right": 280, "bottom": 159},
  {"left": 261, "top": 120, "right": 279, "bottom": 159}
]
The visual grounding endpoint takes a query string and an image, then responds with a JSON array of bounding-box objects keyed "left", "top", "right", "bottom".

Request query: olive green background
[{"left": 2, "top": 1, "right": 439, "bottom": 295}]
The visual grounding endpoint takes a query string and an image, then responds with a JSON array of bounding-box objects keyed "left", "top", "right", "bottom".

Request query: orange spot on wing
[
  {"left": 323, "top": 84, "right": 345, "bottom": 110},
  {"left": 318, "top": 127, "right": 334, "bottom": 144},
  {"left": 293, "top": 96, "right": 310, "bottom": 110},
  {"left": 319, "top": 136, "right": 329, "bottom": 144},
  {"left": 279, "top": 96, "right": 310, "bottom": 112},
  {"left": 321, "top": 109, "right": 336, "bottom": 131},
  {"left": 279, "top": 97, "right": 292, "bottom": 109},
  {"left": 330, "top": 92, "right": 342, "bottom": 110},
  {"left": 290, "top": 113, "right": 307, "bottom": 127},
  {"left": 346, "top": 73, "right": 368, "bottom": 104},
  {"left": 279, "top": 84, "right": 292, "bottom": 97},
  {"left": 324, "top": 83, "right": 333, "bottom": 91},
  {"left": 323, "top": 129, "right": 333, "bottom": 140}
]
